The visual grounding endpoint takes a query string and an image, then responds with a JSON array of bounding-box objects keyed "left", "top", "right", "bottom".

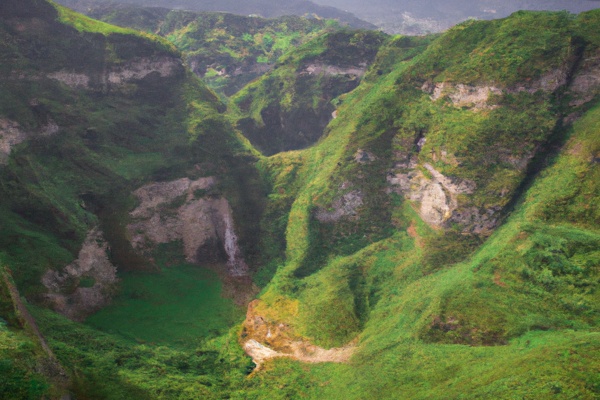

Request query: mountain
[
  {"left": 80, "top": 5, "right": 341, "bottom": 96},
  {"left": 230, "top": 29, "right": 388, "bottom": 154},
  {"left": 0, "top": 1, "right": 599, "bottom": 399},
  {"left": 311, "top": 0, "right": 600, "bottom": 33},
  {"left": 54, "top": 0, "right": 376, "bottom": 30},
  {"left": 0, "top": 0, "right": 264, "bottom": 396}
]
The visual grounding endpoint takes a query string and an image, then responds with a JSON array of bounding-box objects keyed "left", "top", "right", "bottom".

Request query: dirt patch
[
  {"left": 493, "top": 271, "right": 507, "bottom": 287},
  {"left": 407, "top": 221, "right": 424, "bottom": 249},
  {"left": 241, "top": 299, "right": 356, "bottom": 369},
  {"left": 243, "top": 338, "right": 355, "bottom": 368}
]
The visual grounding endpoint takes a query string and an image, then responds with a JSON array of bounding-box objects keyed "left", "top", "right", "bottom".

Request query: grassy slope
[
  {"left": 239, "top": 71, "right": 600, "bottom": 400},
  {"left": 83, "top": 5, "right": 337, "bottom": 96},
  {"left": 0, "top": 267, "right": 56, "bottom": 398},
  {"left": 239, "top": 10, "right": 600, "bottom": 399},
  {"left": 0, "top": 1, "right": 264, "bottom": 397},
  {"left": 1, "top": 3, "right": 599, "bottom": 399}
]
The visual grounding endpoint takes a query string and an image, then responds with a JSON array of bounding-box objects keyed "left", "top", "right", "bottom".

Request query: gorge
[{"left": 0, "top": 1, "right": 599, "bottom": 399}]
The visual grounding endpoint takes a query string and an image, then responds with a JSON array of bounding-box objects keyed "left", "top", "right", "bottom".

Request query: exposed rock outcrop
[
  {"left": 422, "top": 66, "right": 572, "bottom": 110},
  {"left": 42, "top": 228, "right": 118, "bottom": 321},
  {"left": 568, "top": 50, "right": 600, "bottom": 107},
  {"left": 508, "top": 66, "right": 570, "bottom": 94},
  {"left": 107, "top": 56, "right": 183, "bottom": 85},
  {"left": 241, "top": 300, "right": 355, "bottom": 369},
  {"left": 388, "top": 163, "right": 482, "bottom": 230},
  {"left": 0, "top": 119, "right": 28, "bottom": 164},
  {"left": 47, "top": 56, "right": 184, "bottom": 90},
  {"left": 303, "top": 62, "right": 367, "bottom": 77},
  {"left": 0, "top": 118, "right": 60, "bottom": 165},
  {"left": 423, "top": 81, "right": 502, "bottom": 110},
  {"left": 354, "top": 149, "right": 376, "bottom": 164},
  {"left": 46, "top": 71, "right": 90, "bottom": 89},
  {"left": 127, "top": 177, "right": 249, "bottom": 277},
  {"left": 315, "top": 188, "right": 364, "bottom": 223}
]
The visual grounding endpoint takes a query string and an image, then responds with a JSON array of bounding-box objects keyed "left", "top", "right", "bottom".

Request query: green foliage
[
  {"left": 52, "top": 1, "right": 177, "bottom": 54},
  {"left": 0, "top": 267, "right": 52, "bottom": 399},
  {"left": 408, "top": 11, "right": 574, "bottom": 86},
  {"left": 422, "top": 230, "right": 482, "bottom": 273},
  {"left": 236, "top": 12, "right": 600, "bottom": 398},
  {"left": 30, "top": 305, "right": 252, "bottom": 399},
  {"left": 230, "top": 29, "right": 387, "bottom": 155},
  {"left": 86, "top": 263, "right": 244, "bottom": 348},
  {"left": 91, "top": 7, "right": 335, "bottom": 96},
  {"left": 0, "top": 334, "right": 50, "bottom": 400},
  {"left": 2, "top": 4, "right": 600, "bottom": 399}
]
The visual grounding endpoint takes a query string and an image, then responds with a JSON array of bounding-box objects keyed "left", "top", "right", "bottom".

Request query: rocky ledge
[{"left": 127, "top": 177, "right": 249, "bottom": 277}]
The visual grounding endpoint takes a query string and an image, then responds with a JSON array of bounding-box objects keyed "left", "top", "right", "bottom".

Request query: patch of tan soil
[
  {"left": 493, "top": 271, "right": 507, "bottom": 287},
  {"left": 407, "top": 221, "right": 424, "bottom": 249},
  {"left": 241, "top": 299, "right": 356, "bottom": 369}
]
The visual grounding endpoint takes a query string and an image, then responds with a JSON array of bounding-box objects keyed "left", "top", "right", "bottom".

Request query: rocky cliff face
[
  {"left": 44, "top": 55, "right": 183, "bottom": 91},
  {"left": 315, "top": 187, "right": 364, "bottom": 223},
  {"left": 303, "top": 62, "right": 367, "bottom": 77},
  {"left": 127, "top": 177, "right": 249, "bottom": 276},
  {"left": 387, "top": 163, "right": 483, "bottom": 230},
  {"left": 421, "top": 65, "right": 572, "bottom": 112},
  {"left": 233, "top": 30, "right": 387, "bottom": 155},
  {"left": 397, "top": 49, "right": 600, "bottom": 234},
  {"left": 0, "top": 117, "right": 59, "bottom": 164},
  {"left": 42, "top": 228, "right": 118, "bottom": 321},
  {"left": 568, "top": 48, "right": 600, "bottom": 107}
]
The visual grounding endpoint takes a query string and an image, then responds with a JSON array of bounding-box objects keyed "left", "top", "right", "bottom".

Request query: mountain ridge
[{"left": 0, "top": 1, "right": 598, "bottom": 398}]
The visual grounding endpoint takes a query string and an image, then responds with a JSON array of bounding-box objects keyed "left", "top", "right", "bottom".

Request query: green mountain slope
[
  {"left": 231, "top": 29, "right": 388, "bottom": 155},
  {"left": 237, "top": 87, "right": 600, "bottom": 400},
  {"left": 0, "top": 1, "right": 264, "bottom": 396},
  {"left": 84, "top": 5, "right": 339, "bottom": 96},
  {"left": 236, "top": 9, "right": 600, "bottom": 399},
  {"left": 0, "top": 2, "right": 599, "bottom": 399}
]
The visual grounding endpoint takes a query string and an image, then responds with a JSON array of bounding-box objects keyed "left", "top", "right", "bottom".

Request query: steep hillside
[
  {"left": 231, "top": 29, "right": 388, "bottom": 155},
  {"left": 54, "top": 0, "right": 376, "bottom": 30},
  {"left": 0, "top": 0, "right": 264, "bottom": 396},
  {"left": 84, "top": 6, "right": 338, "bottom": 96},
  {"left": 236, "top": 9, "right": 600, "bottom": 398},
  {"left": 1, "top": 2, "right": 599, "bottom": 399}
]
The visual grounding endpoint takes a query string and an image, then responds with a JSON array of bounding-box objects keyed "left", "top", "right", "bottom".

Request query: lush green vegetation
[
  {"left": 86, "top": 264, "right": 244, "bottom": 348},
  {"left": 52, "top": 1, "right": 176, "bottom": 53},
  {"left": 86, "top": 6, "right": 338, "bottom": 96},
  {"left": 230, "top": 29, "right": 388, "bottom": 155},
  {"left": 0, "top": 1, "right": 264, "bottom": 397},
  {"left": 237, "top": 98, "right": 600, "bottom": 400},
  {"left": 0, "top": 267, "right": 54, "bottom": 399},
  {"left": 237, "top": 10, "right": 600, "bottom": 398},
  {"left": 1, "top": 2, "right": 599, "bottom": 399}
]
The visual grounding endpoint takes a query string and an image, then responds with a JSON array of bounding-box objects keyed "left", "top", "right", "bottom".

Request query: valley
[{"left": 0, "top": 1, "right": 599, "bottom": 399}]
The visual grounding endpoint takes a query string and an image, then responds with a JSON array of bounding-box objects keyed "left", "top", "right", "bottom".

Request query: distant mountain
[
  {"left": 311, "top": 0, "right": 600, "bottom": 33},
  {"left": 54, "top": 0, "right": 376, "bottom": 29},
  {"left": 80, "top": 5, "right": 340, "bottom": 97}
]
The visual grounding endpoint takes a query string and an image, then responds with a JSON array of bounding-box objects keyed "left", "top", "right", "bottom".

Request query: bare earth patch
[
  {"left": 244, "top": 338, "right": 355, "bottom": 368},
  {"left": 241, "top": 299, "right": 355, "bottom": 369}
]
